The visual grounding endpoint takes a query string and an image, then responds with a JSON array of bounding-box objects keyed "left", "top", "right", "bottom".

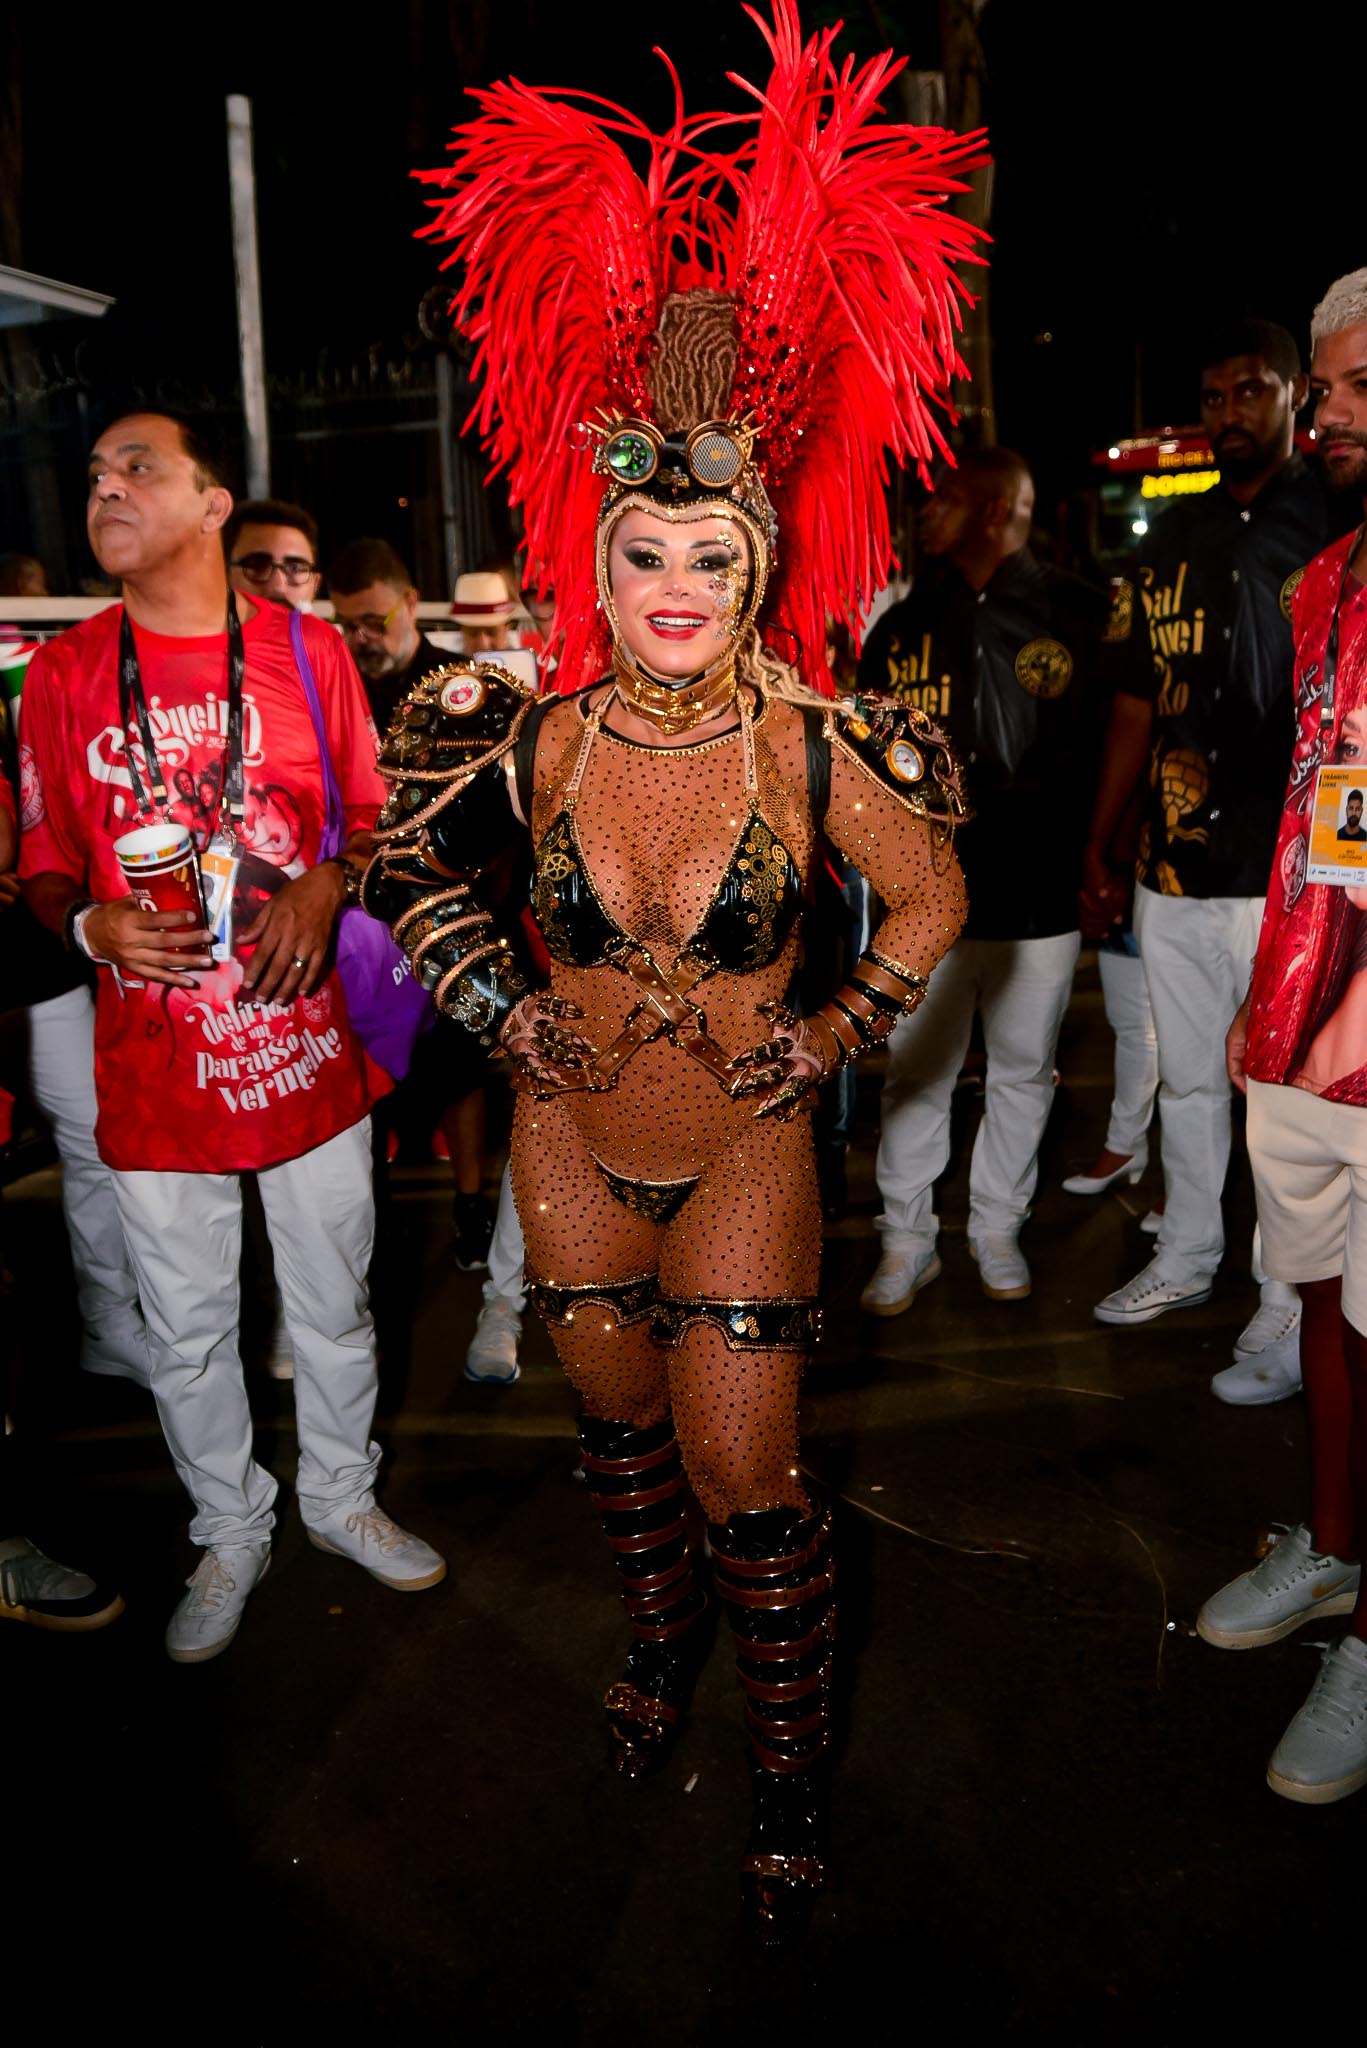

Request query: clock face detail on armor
[
  {"left": 885, "top": 739, "right": 925, "bottom": 785},
  {"left": 1014, "top": 637, "right": 1074, "bottom": 699},
  {"left": 438, "top": 673, "right": 488, "bottom": 717}
]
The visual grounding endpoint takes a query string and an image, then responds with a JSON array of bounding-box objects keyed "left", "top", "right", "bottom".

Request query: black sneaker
[
  {"left": 0, "top": 1536, "right": 125, "bottom": 1632},
  {"left": 452, "top": 1193, "right": 495, "bottom": 1270}
]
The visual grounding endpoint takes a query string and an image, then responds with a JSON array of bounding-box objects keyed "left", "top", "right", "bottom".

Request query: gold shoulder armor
[
  {"left": 828, "top": 695, "right": 971, "bottom": 825},
  {"left": 373, "top": 659, "right": 535, "bottom": 843}
]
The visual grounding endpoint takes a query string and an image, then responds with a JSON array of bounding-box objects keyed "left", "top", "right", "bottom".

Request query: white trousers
[
  {"left": 111, "top": 1118, "right": 381, "bottom": 1550},
  {"left": 27, "top": 984, "right": 149, "bottom": 1381},
  {"left": 482, "top": 1161, "right": 527, "bottom": 1312},
  {"left": 874, "top": 931, "right": 1082, "bottom": 1246},
  {"left": 1097, "top": 947, "right": 1159, "bottom": 1159},
  {"left": 1133, "top": 889, "right": 1265, "bottom": 1278}
]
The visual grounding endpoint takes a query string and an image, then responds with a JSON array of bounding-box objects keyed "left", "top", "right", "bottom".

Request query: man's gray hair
[{"left": 1311, "top": 269, "right": 1367, "bottom": 347}]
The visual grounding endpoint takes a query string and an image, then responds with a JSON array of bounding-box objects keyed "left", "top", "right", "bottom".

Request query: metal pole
[
  {"left": 435, "top": 350, "right": 462, "bottom": 594},
  {"left": 226, "top": 94, "right": 270, "bottom": 498}
]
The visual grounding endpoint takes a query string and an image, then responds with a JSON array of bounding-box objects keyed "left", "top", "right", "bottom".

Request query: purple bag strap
[{"left": 289, "top": 607, "right": 346, "bottom": 861}]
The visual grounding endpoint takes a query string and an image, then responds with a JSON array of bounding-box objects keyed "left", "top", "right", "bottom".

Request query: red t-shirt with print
[
  {"left": 1245, "top": 531, "right": 1367, "bottom": 1104},
  {"left": 19, "top": 599, "right": 389, "bottom": 1171}
]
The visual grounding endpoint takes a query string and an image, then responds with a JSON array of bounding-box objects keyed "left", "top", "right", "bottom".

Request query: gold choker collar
[{"left": 611, "top": 650, "right": 739, "bottom": 736}]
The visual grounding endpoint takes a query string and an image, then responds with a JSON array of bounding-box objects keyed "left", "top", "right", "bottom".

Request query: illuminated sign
[
  {"left": 1141, "top": 470, "right": 1220, "bottom": 499},
  {"left": 1155, "top": 446, "right": 1215, "bottom": 469}
]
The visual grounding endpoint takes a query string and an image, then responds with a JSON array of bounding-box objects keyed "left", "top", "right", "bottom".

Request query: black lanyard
[
  {"left": 118, "top": 596, "right": 246, "bottom": 834},
  {"left": 1318, "top": 528, "right": 1364, "bottom": 736}
]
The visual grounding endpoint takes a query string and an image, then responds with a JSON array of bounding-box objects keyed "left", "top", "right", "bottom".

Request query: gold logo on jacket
[
  {"left": 1014, "top": 637, "right": 1074, "bottom": 698},
  {"left": 1102, "top": 577, "right": 1134, "bottom": 643},
  {"left": 1280, "top": 566, "right": 1306, "bottom": 622}
]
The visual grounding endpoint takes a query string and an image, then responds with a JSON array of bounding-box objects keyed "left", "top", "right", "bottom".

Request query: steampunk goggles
[{"left": 588, "top": 415, "right": 757, "bottom": 493}]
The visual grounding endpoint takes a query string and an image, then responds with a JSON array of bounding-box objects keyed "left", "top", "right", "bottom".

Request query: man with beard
[
  {"left": 1200, "top": 271, "right": 1367, "bottom": 1804},
  {"left": 1085, "top": 321, "right": 1332, "bottom": 1404},
  {"left": 326, "top": 538, "right": 449, "bottom": 736}
]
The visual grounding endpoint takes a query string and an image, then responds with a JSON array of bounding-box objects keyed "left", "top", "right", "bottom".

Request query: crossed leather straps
[{"left": 546, "top": 946, "right": 734, "bottom": 1095}]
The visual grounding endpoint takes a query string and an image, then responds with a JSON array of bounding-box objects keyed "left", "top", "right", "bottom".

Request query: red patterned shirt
[
  {"left": 1245, "top": 531, "right": 1367, "bottom": 1102},
  {"left": 19, "top": 600, "right": 388, "bottom": 1171}
]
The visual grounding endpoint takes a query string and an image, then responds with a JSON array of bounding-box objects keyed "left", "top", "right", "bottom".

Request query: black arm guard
[
  {"left": 826, "top": 695, "right": 971, "bottom": 830},
  {"left": 362, "top": 660, "right": 536, "bottom": 1047}
]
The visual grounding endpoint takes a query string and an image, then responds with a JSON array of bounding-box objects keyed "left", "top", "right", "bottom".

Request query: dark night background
[{"left": 0, "top": 0, "right": 1348, "bottom": 586}]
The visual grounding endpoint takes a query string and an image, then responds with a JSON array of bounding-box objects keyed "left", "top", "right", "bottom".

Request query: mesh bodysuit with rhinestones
[{"left": 512, "top": 686, "right": 965, "bottom": 1521}]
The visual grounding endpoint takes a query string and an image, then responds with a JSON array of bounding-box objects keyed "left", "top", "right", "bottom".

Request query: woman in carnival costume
[{"left": 366, "top": 0, "right": 986, "bottom": 1937}]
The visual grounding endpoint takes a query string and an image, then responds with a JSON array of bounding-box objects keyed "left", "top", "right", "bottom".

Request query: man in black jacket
[{"left": 859, "top": 447, "right": 1148, "bottom": 1312}]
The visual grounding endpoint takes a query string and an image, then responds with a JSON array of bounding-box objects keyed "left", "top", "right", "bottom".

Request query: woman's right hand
[
  {"left": 499, "top": 991, "right": 598, "bottom": 1093},
  {"left": 83, "top": 898, "right": 214, "bottom": 988}
]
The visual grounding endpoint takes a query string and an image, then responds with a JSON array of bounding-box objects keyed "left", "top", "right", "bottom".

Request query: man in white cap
[{"left": 451, "top": 571, "right": 517, "bottom": 654}]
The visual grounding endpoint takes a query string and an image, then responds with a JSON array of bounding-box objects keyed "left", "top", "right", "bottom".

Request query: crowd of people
[{"left": 2, "top": 0, "right": 1367, "bottom": 1937}]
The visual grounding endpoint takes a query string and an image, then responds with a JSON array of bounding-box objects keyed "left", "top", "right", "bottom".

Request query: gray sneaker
[
  {"left": 166, "top": 1544, "right": 271, "bottom": 1664},
  {"left": 859, "top": 1245, "right": 941, "bottom": 1318},
  {"left": 465, "top": 1296, "right": 522, "bottom": 1384},
  {"left": 305, "top": 1503, "right": 447, "bottom": 1590},
  {"left": 1267, "top": 1634, "right": 1367, "bottom": 1805},
  {"left": 0, "top": 1536, "right": 125, "bottom": 1633},
  {"left": 1196, "top": 1523, "right": 1360, "bottom": 1649}
]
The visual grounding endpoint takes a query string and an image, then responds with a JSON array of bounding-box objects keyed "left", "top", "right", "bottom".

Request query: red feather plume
[{"left": 416, "top": 0, "right": 988, "bottom": 694}]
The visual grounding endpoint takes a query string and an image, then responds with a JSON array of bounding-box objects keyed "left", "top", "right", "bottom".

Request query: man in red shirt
[
  {"left": 1199, "top": 271, "right": 1367, "bottom": 1803},
  {"left": 20, "top": 412, "right": 446, "bottom": 1661}
]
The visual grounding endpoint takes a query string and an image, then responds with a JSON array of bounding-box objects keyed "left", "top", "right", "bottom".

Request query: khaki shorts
[{"left": 1247, "top": 1078, "right": 1367, "bottom": 1335}]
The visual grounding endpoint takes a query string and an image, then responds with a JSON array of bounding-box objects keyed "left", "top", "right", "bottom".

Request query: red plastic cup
[{"left": 114, "top": 829, "right": 205, "bottom": 949}]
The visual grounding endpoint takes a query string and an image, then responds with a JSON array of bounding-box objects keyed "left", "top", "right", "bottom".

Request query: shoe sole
[
  {"left": 967, "top": 1243, "right": 1030, "bottom": 1301},
  {"left": 860, "top": 1254, "right": 942, "bottom": 1318},
  {"left": 306, "top": 1532, "right": 448, "bottom": 1591},
  {"left": 167, "top": 1555, "right": 270, "bottom": 1664},
  {"left": 463, "top": 1363, "right": 522, "bottom": 1385},
  {"left": 1210, "top": 1376, "right": 1302, "bottom": 1408},
  {"left": 0, "top": 1592, "right": 126, "bottom": 1633},
  {"left": 1094, "top": 1285, "right": 1213, "bottom": 1325},
  {"left": 1195, "top": 1587, "right": 1360, "bottom": 1648},
  {"left": 1267, "top": 1758, "right": 1367, "bottom": 1804}
]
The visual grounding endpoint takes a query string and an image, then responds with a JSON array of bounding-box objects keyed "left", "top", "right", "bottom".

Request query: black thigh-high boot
[
  {"left": 708, "top": 1504, "right": 835, "bottom": 1942},
  {"left": 578, "top": 1415, "right": 711, "bottom": 1778}
]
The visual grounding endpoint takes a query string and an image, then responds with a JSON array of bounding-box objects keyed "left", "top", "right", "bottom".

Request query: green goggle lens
[{"left": 605, "top": 433, "right": 658, "bottom": 482}]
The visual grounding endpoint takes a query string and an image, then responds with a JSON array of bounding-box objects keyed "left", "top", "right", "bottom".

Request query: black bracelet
[{"left": 62, "top": 898, "right": 97, "bottom": 953}]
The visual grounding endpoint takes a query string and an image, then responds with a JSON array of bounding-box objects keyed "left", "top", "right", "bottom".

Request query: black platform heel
[
  {"left": 578, "top": 1415, "right": 710, "bottom": 1779},
  {"left": 709, "top": 1504, "right": 835, "bottom": 1942}
]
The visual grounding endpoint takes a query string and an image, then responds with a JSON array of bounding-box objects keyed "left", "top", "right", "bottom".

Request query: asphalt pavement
[{"left": 2, "top": 956, "right": 1357, "bottom": 2045}]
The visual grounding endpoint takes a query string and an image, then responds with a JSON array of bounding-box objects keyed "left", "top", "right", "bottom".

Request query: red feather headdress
[{"left": 417, "top": 0, "right": 988, "bottom": 695}]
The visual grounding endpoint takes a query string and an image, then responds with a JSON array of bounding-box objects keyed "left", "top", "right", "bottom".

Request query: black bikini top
[{"left": 525, "top": 688, "right": 808, "bottom": 975}]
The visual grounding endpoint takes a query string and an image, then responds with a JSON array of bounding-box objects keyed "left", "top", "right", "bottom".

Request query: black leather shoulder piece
[
  {"left": 373, "top": 660, "right": 535, "bottom": 848},
  {"left": 800, "top": 705, "right": 831, "bottom": 829},
  {"left": 827, "top": 694, "right": 971, "bottom": 824},
  {"left": 513, "top": 691, "right": 562, "bottom": 826}
]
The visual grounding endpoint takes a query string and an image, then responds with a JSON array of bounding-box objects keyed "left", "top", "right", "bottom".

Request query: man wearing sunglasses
[
  {"left": 326, "top": 537, "right": 447, "bottom": 735},
  {"left": 225, "top": 499, "right": 321, "bottom": 613}
]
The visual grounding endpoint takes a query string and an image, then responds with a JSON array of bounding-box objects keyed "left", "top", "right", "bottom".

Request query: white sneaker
[
  {"left": 967, "top": 1232, "right": 1030, "bottom": 1300},
  {"left": 1196, "top": 1523, "right": 1360, "bottom": 1649},
  {"left": 1235, "top": 1289, "right": 1301, "bottom": 1357},
  {"left": 859, "top": 1245, "right": 941, "bottom": 1317},
  {"left": 465, "top": 1296, "right": 522, "bottom": 1384},
  {"left": 305, "top": 1502, "right": 447, "bottom": 1590},
  {"left": 1094, "top": 1257, "right": 1212, "bottom": 1325},
  {"left": 1267, "top": 1634, "right": 1367, "bottom": 1805},
  {"left": 166, "top": 1544, "right": 271, "bottom": 1664},
  {"left": 1211, "top": 1330, "right": 1302, "bottom": 1406}
]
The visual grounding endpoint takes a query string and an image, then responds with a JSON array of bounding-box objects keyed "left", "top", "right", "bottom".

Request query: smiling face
[{"left": 606, "top": 507, "right": 753, "bottom": 681}]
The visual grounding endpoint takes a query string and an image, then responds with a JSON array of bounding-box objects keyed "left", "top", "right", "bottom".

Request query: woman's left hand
[{"left": 727, "top": 1003, "right": 829, "bottom": 1120}]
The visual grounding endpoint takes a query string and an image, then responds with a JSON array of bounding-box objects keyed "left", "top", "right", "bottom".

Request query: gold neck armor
[{"left": 609, "top": 646, "right": 740, "bottom": 736}]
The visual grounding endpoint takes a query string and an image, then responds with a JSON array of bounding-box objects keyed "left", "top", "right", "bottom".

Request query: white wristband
[{"left": 72, "top": 905, "right": 111, "bottom": 964}]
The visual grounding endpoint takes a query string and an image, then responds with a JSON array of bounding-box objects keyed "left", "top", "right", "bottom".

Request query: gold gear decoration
[{"left": 1014, "top": 637, "right": 1074, "bottom": 698}]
